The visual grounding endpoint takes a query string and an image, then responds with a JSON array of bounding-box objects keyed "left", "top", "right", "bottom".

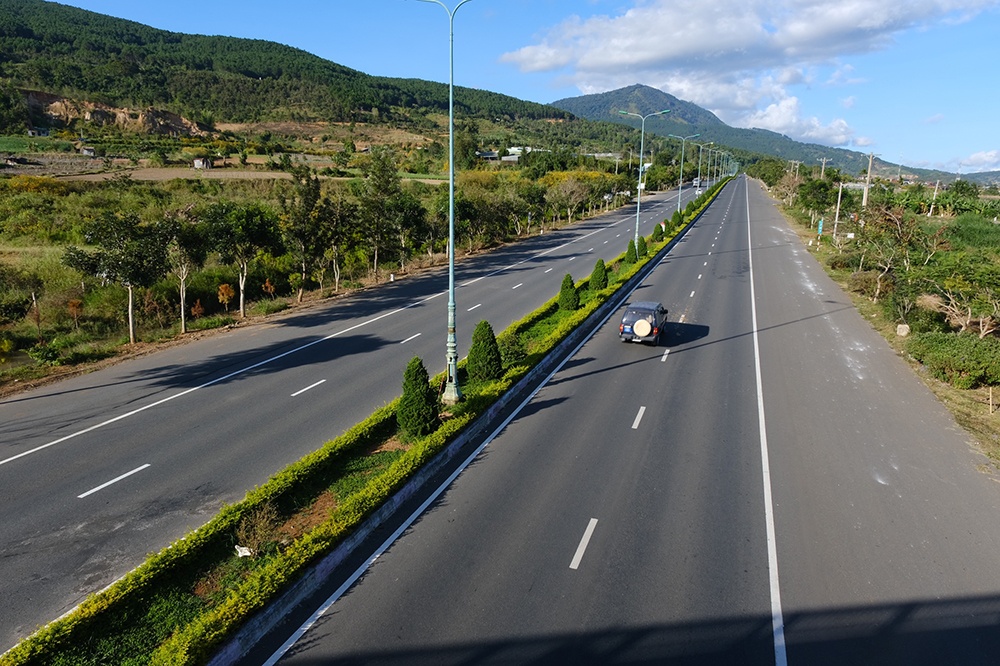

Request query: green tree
[
  {"left": 558, "top": 273, "right": 579, "bottom": 311},
  {"left": 355, "top": 146, "right": 404, "bottom": 277},
  {"left": 205, "top": 202, "right": 283, "bottom": 318},
  {"left": 637, "top": 235, "right": 648, "bottom": 258},
  {"left": 398, "top": 356, "right": 439, "bottom": 439},
  {"left": 63, "top": 211, "right": 170, "bottom": 344},
  {"left": 467, "top": 320, "right": 503, "bottom": 382},
  {"left": 164, "top": 210, "right": 208, "bottom": 334},
  {"left": 279, "top": 165, "right": 326, "bottom": 302},
  {"left": 589, "top": 258, "right": 608, "bottom": 291},
  {"left": 0, "top": 81, "right": 27, "bottom": 134}
]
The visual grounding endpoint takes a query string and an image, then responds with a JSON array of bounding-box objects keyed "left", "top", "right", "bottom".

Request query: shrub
[
  {"left": 589, "top": 259, "right": 608, "bottom": 292},
  {"left": 637, "top": 236, "right": 648, "bottom": 258},
  {"left": 827, "top": 251, "right": 862, "bottom": 271},
  {"left": 496, "top": 330, "right": 526, "bottom": 368},
  {"left": 397, "top": 356, "right": 439, "bottom": 439},
  {"left": 624, "top": 239, "right": 637, "bottom": 265},
  {"left": 467, "top": 320, "right": 502, "bottom": 382},
  {"left": 558, "top": 273, "right": 579, "bottom": 311},
  {"left": 847, "top": 271, "right": 880, "bottom": 298},
  {"left": 651, "top": 223, "right": 664, "bottom": 243},
  {"left": 904, "top": 306, "right": 950, "bottom": 334},
  {"left": 906, "top": 332, "right": 1000, "bottom": 389}
]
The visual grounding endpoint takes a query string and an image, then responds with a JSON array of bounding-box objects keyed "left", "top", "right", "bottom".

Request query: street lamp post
[
  {"left": 669, "top": 133, "right": 700, "bottom": 214},
  {"left": 696, "top": 141, "right": 713, "bottom": 190},
  {"left": 419, "top": 0, "right": 473, "bottom": 404},
  {"left": 618, "top": 109, "right": 670, "bottom": 250}
]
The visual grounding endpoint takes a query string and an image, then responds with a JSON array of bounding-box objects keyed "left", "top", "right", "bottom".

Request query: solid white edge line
[
  {"left": 400, "top": 333, "right": 422, "bottom": 345},
  {"left": 78, "top": 464, "right": 150, "bottom": 499},
  {"left": 746, "top": 176, "right": 788, "bottom": 666},
  {"left": 569, "top": 518, "right": 599, "bottom": 570},
  {"left": 263, "top": 243, "right": 665, "bottom": 665},
  {"left": 290, "top": 379, "right": 326, "bottom": 397},
  {"left": 631, "top": 406, "right": 646, "bottom": 430}
]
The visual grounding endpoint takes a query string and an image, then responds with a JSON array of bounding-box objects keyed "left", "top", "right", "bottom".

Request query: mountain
[
  {"left": 553, "top": 84, "right": 959, "bottom": 181},
  {"left": 0, "top": 0, "right": 569, "bottom": 125}
]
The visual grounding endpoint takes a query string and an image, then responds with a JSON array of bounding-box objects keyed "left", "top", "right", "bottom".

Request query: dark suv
[{"left": 619, "top": 301, "right": 668, "bottom": 345}]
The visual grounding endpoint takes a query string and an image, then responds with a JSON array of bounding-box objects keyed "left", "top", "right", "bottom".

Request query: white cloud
[
  {"left": 924, "top": 113, "right": 946, "bottom": 124},
  {"left": 961, "top": 150, "right": 1000, "bottom": 172},
  {"left": 501, "top": 0, "right": 1000, "bottom": 148},
  {"left": 841, "top": 96, "right": 857, "bottom": 109},
  {"left": 742, "top": 97, "right": 859, "bottom": 146}
]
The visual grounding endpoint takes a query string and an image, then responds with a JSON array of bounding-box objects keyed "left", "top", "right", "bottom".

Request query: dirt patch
[{"left": 277, "top": 491, "right": 338, "bottom": 542}]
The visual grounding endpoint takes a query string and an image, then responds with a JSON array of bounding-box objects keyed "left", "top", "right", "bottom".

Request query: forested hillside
[
  {"left": 0, "top": 0, "right": 570, "bottom": 125},
  {"left": 553, "top": 84, "right": 959, "bottom": 181}
]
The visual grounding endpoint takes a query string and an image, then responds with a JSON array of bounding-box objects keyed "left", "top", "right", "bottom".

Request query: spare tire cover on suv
[{"left": 633, "top": 319, "right": 652, "bottom": 337}]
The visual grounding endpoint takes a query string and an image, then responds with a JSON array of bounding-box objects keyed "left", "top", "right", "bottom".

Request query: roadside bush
[
  {"left": 651, "top": 223, "right": 664, "bottom": 243},
  {"left": 558, "top": 273, "right": 579, "bottom": 311},
  {"left": 397, "top": 356, "right": 439, "bottom": 439},
  {"left": 637, "top": 236, "right": 648, "bottom": 258},
  {"left": 906, "top": 332, "right": 1000, "bottom": 389},
  {"left": 589, "top": 259, "right": 608, "bottom": 292},
  {"left": 847, "top": 271, "right": 880, "bottom": 298},
  {"left": 467, "top": 320, "right": 502, "bottom": 382},
  {"left": 624, "top": 239, "right": 637, "bottom": 265},
  {"left": 827, "top": 251, "right": 862, "bottom": 271},
  {"left": 904, "top": 306, "right": 951, "bottom": 334},
  {"left": 496, "top": 330, "right": 526, "bottom": 369}
]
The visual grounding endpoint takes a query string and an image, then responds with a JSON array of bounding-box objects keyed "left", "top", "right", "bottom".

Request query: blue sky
[{"left": 59, "top": 0, "right": 1000, "bottom": 174}]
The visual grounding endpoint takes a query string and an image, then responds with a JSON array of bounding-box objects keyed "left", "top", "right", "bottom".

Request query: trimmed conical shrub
[
  {"left": 558, "top": 273, "right": 579, "bottom": 311},
  {"left": 468, "top": 320, "right": 503, "bottom": 382},
  {"left": 651, "top": 222, "right": 664, "bottom": 243},
  {"left": 589, "top": 258, "right": 608, "bottom": 291},
  {"left": 398, "top": 356, "right": 439, "bottom": 439},
  {"left": 637, "top": 235, "right": 648, "bottom": 257},
  {"left": 624, "top": 239, "right": 637, "bottom": 264}
]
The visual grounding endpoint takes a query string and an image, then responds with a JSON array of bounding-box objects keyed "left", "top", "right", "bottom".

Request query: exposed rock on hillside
[{"left": 25, "top": 91, "right": 206, "bottom": 137}]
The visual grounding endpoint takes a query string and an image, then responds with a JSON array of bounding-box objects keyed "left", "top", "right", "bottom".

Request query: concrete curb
[{"left": 208, "top": 200, "right": 706, "bottom": 666}]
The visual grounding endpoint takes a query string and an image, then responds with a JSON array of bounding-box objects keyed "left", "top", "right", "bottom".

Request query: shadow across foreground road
[{"left": 278, "top": 593, "right": 1000, "bottom": 666}]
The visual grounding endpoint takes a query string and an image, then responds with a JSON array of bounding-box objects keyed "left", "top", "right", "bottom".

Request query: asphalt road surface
[
  {"left": 0, "top": 184, "right": 705, "bottom": 650},
  {"left": 260, "top": 177, "right": 1000, "bottom": 666}
]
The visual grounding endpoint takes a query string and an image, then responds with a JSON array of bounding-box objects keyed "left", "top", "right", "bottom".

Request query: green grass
[{"left": 0, "top": 136, "right": 75, "bottom": 153}]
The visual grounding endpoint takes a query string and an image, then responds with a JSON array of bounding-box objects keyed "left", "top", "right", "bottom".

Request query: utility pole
[
  {"left": 819, "top": 157, "right": 831, "bottom": 180},
  {"left": 862, "top": 152, "right": 874, "bottom": 208},
  {"left": 833, "top": 181, "right": 844, "bottom": 237},
  {"left": 928, "top": 179, "right": 940, "bottom": 217}
]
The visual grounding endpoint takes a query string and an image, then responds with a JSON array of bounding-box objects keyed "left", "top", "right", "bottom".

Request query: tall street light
[
  {"left": 419, "top": 0, "right": 473, "bottom": 404},
  {"left": 696, "top": 141, "right": 713, "bottom": 190},
  {"left": 618, "top": 109, "right": 670, "bottom": 250},
  {"left": 669, "top": 133, "right": 699, "bottom": 213}
]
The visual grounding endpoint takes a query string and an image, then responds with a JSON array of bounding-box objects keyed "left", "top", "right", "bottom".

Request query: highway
[
  {"left": 0, "top": 184, "right": 702, "bottom": 650},
  {"left": 259, "top": 177, "right": 1000, "bottom": 665}
]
